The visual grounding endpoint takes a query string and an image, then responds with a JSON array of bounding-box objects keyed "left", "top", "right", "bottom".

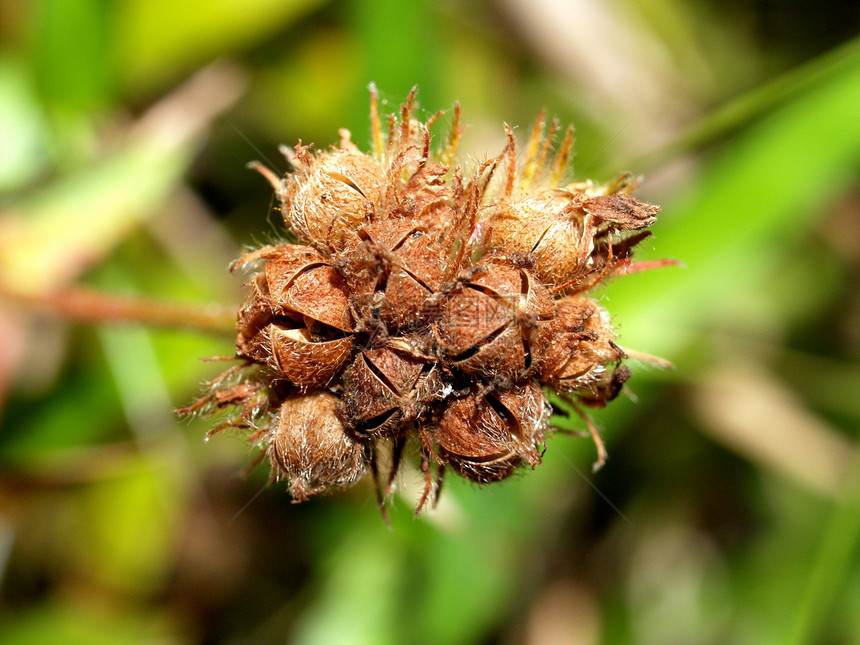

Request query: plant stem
[{"left": 2, "top": 285, "right": 236, "bottom": 336}]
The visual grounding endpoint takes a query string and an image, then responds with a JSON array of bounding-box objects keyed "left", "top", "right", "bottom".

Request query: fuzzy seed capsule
[
  {"left": 481, "top": 191, "right": 659, "bottom": 288},
  {"left": 269, "top": 391, "right": 368, "bottom": 501},
  {"left": 282, "top": 148, "right": 385, "bottom": 253}
]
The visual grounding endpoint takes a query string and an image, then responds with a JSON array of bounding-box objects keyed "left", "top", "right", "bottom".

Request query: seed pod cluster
[{"left": 190, "top": 90, "right": 661, "bottom": 513}]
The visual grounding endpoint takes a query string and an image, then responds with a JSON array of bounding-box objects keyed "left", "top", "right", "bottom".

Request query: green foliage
[{"left": 1, "top": 1, "right": 859, "bottom": 644}]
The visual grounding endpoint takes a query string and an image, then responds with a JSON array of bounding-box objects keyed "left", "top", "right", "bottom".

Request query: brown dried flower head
[{"left": 187, "top": 87, "right": 666, "bottom": 516}]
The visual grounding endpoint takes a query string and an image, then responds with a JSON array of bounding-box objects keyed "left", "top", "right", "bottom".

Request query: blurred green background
[{"left": 1, "top": 1, "right": 859, "bottom": 643}]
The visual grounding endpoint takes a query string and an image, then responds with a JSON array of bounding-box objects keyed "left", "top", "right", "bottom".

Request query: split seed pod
[
  {"left": 435, "top": 381, "right": 546, "bottom": 483},
  {"left": 340, "top": 344, "right": 428, "bottom": 437},
  {"left": 437, "top": 257, "right": 553, "bottom": 378},
  {"left": 344, "top": 219, "right": 448, "bottom": 331},
  {"left": 539, "top": 296, "right": 627, "bottom": 404},
  {"left": 268, "top": 325, "right": 353, "bottom": 390},
  {"left": 265, "top": 246, "right": 353, "bottom": 332}
]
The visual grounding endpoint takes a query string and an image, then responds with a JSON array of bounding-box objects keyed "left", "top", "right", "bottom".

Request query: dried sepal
[{"left": 581, "top": 193, "right": 659, "bottom": 230}]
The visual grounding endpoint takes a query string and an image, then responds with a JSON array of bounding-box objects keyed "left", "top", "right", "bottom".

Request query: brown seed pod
[
  {"left": 479, "top": 191, "right": 591, "bottom": 287},
  {"left": 341, "top": 219, "right": 448, "bottom": 331},
  {"left": 281, "top": 146, "right": 385, "bottom": 253},
  {"left": 437, "top": 279, "right": 514, "bottom": 375},
  {"left": 265, "top": 248, "right": 353, "bottom": 332},
  {"left": 379, "top": 227, "right": 447, "bottom": 330},
  {"left": 437, "top": 258, "right": 553, "bottom": 378},
  {"left": 480, "top": 191, "right": 659, "bottom": 289},
  {"left": 434, "top": 381, "right": 546, "bottom": 483},
  {"left": 539, "top": 296, "right": 626, "bottom": 402},
  {"left": 268, "top": 325, "right": 353, "bottom": 390},
  {"left": 269, "top": 391, "right": 368, "bottom": 502},
  {"left": 340, "top": 344, "right": 429, "bottom": 436}
]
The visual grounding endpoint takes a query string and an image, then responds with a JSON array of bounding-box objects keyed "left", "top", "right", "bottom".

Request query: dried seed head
[
  {"left": 269, "top": 391, "right": 367, "bottom": 501},
  {"left": 194, "top": 91, "right": 668, "bottom": 513}
]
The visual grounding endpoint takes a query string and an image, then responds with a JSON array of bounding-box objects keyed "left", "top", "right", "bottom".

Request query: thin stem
[{"left": 2, "top": 284, "right": 236, "bottom": 336}]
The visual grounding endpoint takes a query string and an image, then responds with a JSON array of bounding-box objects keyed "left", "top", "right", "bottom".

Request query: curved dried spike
[
  {"left": 520, "top": 109, "right": 546, "bottom": 189},
  {"left": 369, "top": 83, "right": 384, "bottom": 159},
  {"left": 549, "top": 125, "right": 575, "bottom": 186},
  {"left": 613, "top": 258, "right": 684, "bottom": 276},
  {"left": 230, "top": 244, "right": 299, "bottom": 272},
  {"left": 417, "top": 122, "right": 431, "bottom": 172},
  {"left": 386, "top": 113, "right": 397, "bottom": 158},
  {"left": 399, "top": 87, "right": 417, "bottom": 149},
  {"left": 247, "top": 161, "right": 282, "bottom": 192},
  {"left": 369, "top": 452, "right": 392, "bottom": 527},
  {"left": 425, "top": 109, "right": 444, "bottom": 130},
  {"left": 621, "top": 348, "right": 675, "bottom": 370},
  {"left": 502, "top": 124, "right": 517, "bottom": 198},
  {"left": 533, "top": 118, "right": 559, "bottom": 186},
  {"left": 384, "top": 434, "right": 406, "bottom": 497},
  {"left": 415, "top": 450, "right": 434, "bottom": 515},
  {"left": 604, "top": 172, "right": 639, "bottom": 195},
  {"left": 440, "top": 102, "right": 462, "bottom": 167},
  {"left": 571, "top": 401, "right": 607, "bottom": 472}
]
